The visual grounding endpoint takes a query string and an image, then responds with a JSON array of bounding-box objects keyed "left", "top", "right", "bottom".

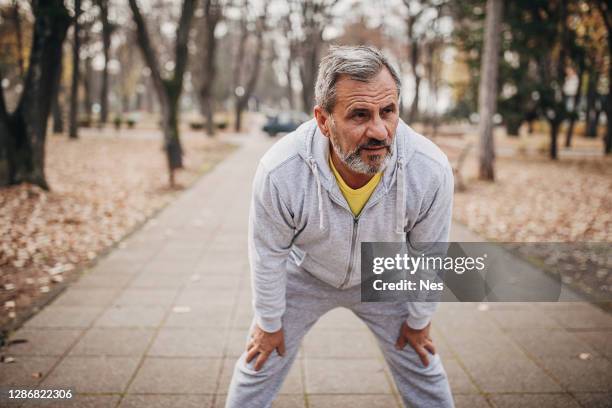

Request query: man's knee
[{"left": 234, "top": 348, "right": 292, "bottom": 381}]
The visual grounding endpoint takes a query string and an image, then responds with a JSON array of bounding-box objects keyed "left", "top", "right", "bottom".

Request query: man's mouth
[{"left": 361, "top": 146, "right": 389, "bottom": 153}]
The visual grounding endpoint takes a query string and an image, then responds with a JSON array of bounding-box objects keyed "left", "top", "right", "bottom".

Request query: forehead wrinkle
[{"left": 342, "top": 91, "right": 398, "bottom": 112}]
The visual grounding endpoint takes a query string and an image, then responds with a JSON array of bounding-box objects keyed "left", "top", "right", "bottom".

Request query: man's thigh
[
  {"left": 239, "top": 269, "right": 338, "bottom": 370},
  {"left": 350, "top": 302, "right": 453, "bottom": 406}
]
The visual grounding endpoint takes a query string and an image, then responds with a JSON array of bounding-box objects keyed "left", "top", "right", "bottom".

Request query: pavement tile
[
  {"left": 119, "top": 394, "right": 212, "bottom": 408},
  {"left": 24, "top": 306, "right": 102, "bottom": 329},
  {"left": 112, "top": 288, "right": 178, "bottom": 307},
  {"left": 163, "top": 303, "right": 232, "bottom": 328},
  {"left": 488, "top": 393, "right": 581, "bottom": 408},
  {"left": 303, "top": 329, "right": 379, "bottom": 358},
  {"left": 52, "top": 288, "right": 120, "bottom": 307},
  {"left": 507, "top": 328, "right": 600, "bottom": 359},
  {"left": 538, "top": 356, "right": 612, "bottom": 392},
  {"left": 444, "top": 359, "right": 479, "bottom": 394},
  {"left": 42, "top": 356, "right": 140, "bottom": 393},
  {"left": 572, "top": 392, "right": 612, "bottom": 408},
  {"left": 0, "top": 356, "right": 58, "bottom": 387},
  {"left": 19, "top": 395, "right": 122, "bottom": 408},
  {"left": 454, "top": 394, "right": 491, "bottom": 408},
  {"left": 184, "top": 275, "right": 243, "bottom": 292},
  {"left": 434, "top": 309, "right": 501, "bottom": 336},
  {"left": 543, "top": 307, "right": 612, "bottom": 329},
  {"left": 447, "top": 330, "right": 522, "bottom": 360},
  {"left": 304, "top": 358, "right": 391, "bottom": 394},
  {"left": 308, "top": 394, "right": 398, "bottom": 408},
  {"left": 128, "top": 273, "right": 186, "bottom": 289},
  {"left": 69, "top": 328, "right": 155, "bottom": 356},
  {"left": 173, "top": 289, "right": 236, "bottom": 307},
  {"left": 4, "top": 329, "right": 83, "bottom": 356},
  {"left": 72, "top": 272, "right": 133, "bottom": 288},
  {"left": 461, "top": 354, "right": 562, "bottom": 393},
  {"left": 128, "top": 357, "right": 221, "bottom": 394},
  {"left": 94, "top": 305, "right": 166, "bottom": 328},
  {"left": 574, "top": 331, "right": 612, "bottom": 358},
  {"left": 148, "top": 328, "right": 226, "bottom": 357},
  {"left": 488, "top": 309, "right": 562, "bottom": 329}
]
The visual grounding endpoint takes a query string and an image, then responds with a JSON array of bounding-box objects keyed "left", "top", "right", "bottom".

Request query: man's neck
[{"left": 329, "top": 148, "right": 374, "bottom": 189}]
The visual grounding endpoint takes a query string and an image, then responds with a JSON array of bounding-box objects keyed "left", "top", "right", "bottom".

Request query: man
[{"left": 226, "top": 45, "right": 454, "bottom": 407}]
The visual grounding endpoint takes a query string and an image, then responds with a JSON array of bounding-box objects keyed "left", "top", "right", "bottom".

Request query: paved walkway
[{"left": 2, "top": 133, "right": 611, "bottom": 408}]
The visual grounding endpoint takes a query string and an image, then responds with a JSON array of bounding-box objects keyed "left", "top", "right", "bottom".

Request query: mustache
[{"left": 357, "top": 139, "right": 391, "bottom": 153}]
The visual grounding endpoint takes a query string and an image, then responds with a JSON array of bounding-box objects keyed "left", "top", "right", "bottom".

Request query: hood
[{"left": 296, "top": 118, "right": 416, "bottom": 234}]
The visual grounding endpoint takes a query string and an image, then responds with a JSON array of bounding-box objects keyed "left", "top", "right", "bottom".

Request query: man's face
[{"left": 316, "top": 68, "right": 400, "bottom": 175}]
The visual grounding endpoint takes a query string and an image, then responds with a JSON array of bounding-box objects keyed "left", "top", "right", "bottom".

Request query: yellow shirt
[{"left": 329, "top": 156, "right": 382, "bottom": 217}]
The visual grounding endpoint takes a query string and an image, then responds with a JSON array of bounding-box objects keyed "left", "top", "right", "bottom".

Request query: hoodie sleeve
[
  {"left": 405, "top": 162, "right": 454, "bottom": 330},
  {"left": 248, "top": 162, "right": 295, "bottom": 333}
]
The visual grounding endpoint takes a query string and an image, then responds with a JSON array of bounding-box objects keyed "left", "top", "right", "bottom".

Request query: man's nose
[{"left": 366, "top": 115, "right": 388, "bottom": 141}]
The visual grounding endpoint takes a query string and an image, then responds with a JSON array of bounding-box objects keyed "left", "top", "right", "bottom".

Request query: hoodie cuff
[
  {"left": 406, "top": 315, "right": 430, "bottom": 330},
  {"left": 256, "top": 315, "right": 282, "bottom": 333}
]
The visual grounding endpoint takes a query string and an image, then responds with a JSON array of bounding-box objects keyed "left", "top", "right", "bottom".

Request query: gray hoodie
[{"left": 248, "top": 118, "right": 454, "bottom": 333}]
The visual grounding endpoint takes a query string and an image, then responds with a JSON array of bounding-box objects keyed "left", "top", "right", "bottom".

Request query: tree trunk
[
  {"left": 585, "top": 70, "right": 599, "bottom": 138},
  {"left": 234, "top": 99, "right": 244, "bottom": 133},
  {"left": 549, "top": 120, "right": 559, "bottom": 160},
  {"left": 604, "top": 23, "right": 612, "bottom": 154},
  {"left": 12, "top": 0, "right": 25, "bottom": 77},
  {"left": 408, "top": 38, "right": 420, "bottom": 123},
  {"left": 128, "top": 0, "right": 197, "bottom": 186},
  {"left": 83, "top": 54, "right": 93, "bottom": 125},
  {"left": 161, "top": 99, "right": 183, "bottom": 186},
  {"left": 52, "top": 84, "right": 64, "bottom": 134},
  {"left": 286, "top": 57, "right": 294, "bottom": 111},
  {"left": 98, "top": 0, "right": 111, "bottom": 125},
  {"left": 0, "top": 0, "right": 71, "bottom": 188},
  {"left": 233, "top": 4, "right": 267, "bottom": 132},
  {"left": 199, "top": 0, "right": 220, "bottom": 137},
  {"left": 51, "top": 48, "right": 65, "bottom": 134},
  {"left": 68, "top": 0, "right": 81, "bottom": 139},
  {"left": 477, "top": 0, "right": 503, "bottom": 181}
]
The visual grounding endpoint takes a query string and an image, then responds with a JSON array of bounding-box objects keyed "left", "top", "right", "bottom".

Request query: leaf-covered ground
[
  {"left": 439, "top": 136, "right": 612, "bottom": 304},
  {"left": 1, "top": 129, "right": 237, "bottom": 330}
]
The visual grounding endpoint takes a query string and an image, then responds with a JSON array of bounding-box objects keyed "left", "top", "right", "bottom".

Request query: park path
[{"left": 2, "top": 131, "right": 611, "bottom": 408}]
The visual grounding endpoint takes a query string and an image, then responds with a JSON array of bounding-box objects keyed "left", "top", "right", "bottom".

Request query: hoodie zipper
[
  {"left": 339, "top": 217, "right": 359, "bottom": 288},
  {"left": 328, "top": 181, "right": 390, "bottom": 290}
]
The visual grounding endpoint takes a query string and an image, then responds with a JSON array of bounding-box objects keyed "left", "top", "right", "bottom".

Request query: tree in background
[
  {"left": 401, "top": 0, "right": 447, "bottom": 124},
  {"left": 593, "top": 0, "right": 611, "bottom": 154},
  {"left": 0, "top": 0, "right": 71, "bottom": 189},
  {"left": 68, "top": 0, "right": 82, "bottom": 139},
  {"left": 198, "top": 0, "right": 223, "bottom": 136},
  {"left": 288, "top": 0, "right": 339, "bottom": 114},
  {"left": 128, "top": 0, "right": 198, "bottom": 186},
  {"left": 232, "top": 0, "right": 268, "bottom": 132},
  {"left": 95, "top": 0, "right": 115, "bottom": 126},
  {"left": 477, "top": 0, "right": 503, "bottom": 180}
]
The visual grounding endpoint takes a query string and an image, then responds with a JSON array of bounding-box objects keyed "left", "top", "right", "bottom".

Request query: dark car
[{"left": 262, "top": 111, "right": 309, "bottom": 137}]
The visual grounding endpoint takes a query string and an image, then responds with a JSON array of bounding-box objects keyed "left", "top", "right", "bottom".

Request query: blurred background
[{"left": 0, "top": 0, "right": 610, "bottom": 332}]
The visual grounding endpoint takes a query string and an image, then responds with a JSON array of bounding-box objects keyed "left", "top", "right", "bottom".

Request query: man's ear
[{"left": 313, "top": 105, "right": 331, "bottom": 138}]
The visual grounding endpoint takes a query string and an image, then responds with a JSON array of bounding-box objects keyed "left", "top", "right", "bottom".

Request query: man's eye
[
  {"left": 383, "top": 107, "right": 394, "bottom": 114},
  {"left": 354, "top": 112, "right": 367, "bottom": 118}
]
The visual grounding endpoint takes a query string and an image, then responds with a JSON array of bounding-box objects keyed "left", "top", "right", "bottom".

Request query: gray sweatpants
[{"left": 226, "top": 268, "right": 454, "bottom": 408}]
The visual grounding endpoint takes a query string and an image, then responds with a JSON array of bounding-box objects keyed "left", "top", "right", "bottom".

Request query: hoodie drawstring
[
  {"left": 309, "top": 157, "right": 325, "bottom": 230},
  {"left": 395, "top": 157, "right": 406, "bottom": 235}
]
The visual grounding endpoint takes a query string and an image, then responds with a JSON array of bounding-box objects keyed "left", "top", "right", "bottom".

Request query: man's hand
[
  {"left": 395, "top": 321, "right": 436, "bottom": 367},
  {"left": 246, "top": 324, "right": 285, "bottom": 371}
]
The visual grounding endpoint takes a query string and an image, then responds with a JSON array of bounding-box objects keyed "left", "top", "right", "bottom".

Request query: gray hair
[{"left": 315, "top": 45, "right": 402, "bottom": 113}]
